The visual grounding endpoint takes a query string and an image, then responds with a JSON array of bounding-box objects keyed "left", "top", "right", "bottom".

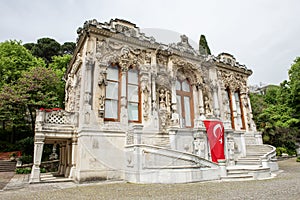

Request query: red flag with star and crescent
[{"left": 203, "top": 120, "right": 225, "bottom": 163}]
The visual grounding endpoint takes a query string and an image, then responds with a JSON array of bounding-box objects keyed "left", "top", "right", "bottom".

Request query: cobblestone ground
[
  {"left": 0, "top": 172, "right": 14, "bottom": 190},
  {"left": 0, "top": 158, "right": 299, "bottom": 200}
]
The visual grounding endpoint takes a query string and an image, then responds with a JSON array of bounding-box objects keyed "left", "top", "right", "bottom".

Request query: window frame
[
  {"left": 226, "top": 87, "right": 235, "bottom": 130},
  {"left": 236, "top": 90, "right": 246, "bottom": 130},
  {"left": 176, "top": 78, "right": 194, "bottom": 128},
  {"left": 127, "top": 67, "right": 142, "bottom": 123},
  {"left": 104, "top": 64, "right": 121, "bottom": 122}
]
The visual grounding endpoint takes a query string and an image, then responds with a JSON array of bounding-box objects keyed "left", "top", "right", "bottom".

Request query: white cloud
[{"left": 1, "top": 0, "right": 299, "bottom": 85}]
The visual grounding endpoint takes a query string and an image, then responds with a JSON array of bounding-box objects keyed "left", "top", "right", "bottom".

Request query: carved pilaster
[
  {"left": 140, "top": 71, "right": 150, "bottom": 121},
  {"left": 98, "top": 64, "right": 107, "bottom": 119},
  {"left": 69, "top": 137, "right": 78, "bottom": 179}
]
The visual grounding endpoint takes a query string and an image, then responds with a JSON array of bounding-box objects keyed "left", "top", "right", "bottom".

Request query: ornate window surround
[
  {"left": 104, "top": 64, "right": 121, "bottom": 121},
  {"left": 104, "top": 64, "right": 142, "bottom": 123}
]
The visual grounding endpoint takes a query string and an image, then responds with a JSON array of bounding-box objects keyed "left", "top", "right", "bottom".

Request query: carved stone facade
[{"left": 30, "top": 19, "right": 277, "bottom": 184}]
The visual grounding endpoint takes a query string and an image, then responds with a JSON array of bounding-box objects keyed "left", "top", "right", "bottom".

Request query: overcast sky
[{"left": 1, "top": 0, "right": 299, "bottom": 85}]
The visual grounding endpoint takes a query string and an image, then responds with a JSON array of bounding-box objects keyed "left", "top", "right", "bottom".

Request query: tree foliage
[
  {"left": 49, "top": 54, "right": 72, "bottom": 107},
  {"left": 199, "top": 35, "right": 211, "bottom": 55},
  {"left": 24, "top": 38, "right": 75, "bottom": 64},
  {"left": 251, "top": 58, "right": 300, "bottom": 154},
  {"left": 0, "top": 40, "right": 44, "bottom": 88},
  {"left": 0, "top": 39, "right": 73, "bottom": 149}
]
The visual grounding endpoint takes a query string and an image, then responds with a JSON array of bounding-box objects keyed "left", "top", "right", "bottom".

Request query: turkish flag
[{"left": 203, "top": 120, "right": 225, "bottom": 163}]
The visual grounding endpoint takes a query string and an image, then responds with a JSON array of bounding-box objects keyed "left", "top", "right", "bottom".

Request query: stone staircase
[
  {"left": 223, "top": 145, "right": 275, "bottom": 181},
  {"left": 0, "top": 160, "right": 16, "bottom": 172},
  {"left": 40, "top": 172, "right": 72, "bottom": 183},
  {"left": 236, "top": 145, "right": 273, "bottom": 165}
]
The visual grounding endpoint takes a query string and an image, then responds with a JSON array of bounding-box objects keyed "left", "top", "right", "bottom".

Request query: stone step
[
  {"left": 40, "top": 173, "right": 72, "bottom": 183},
  {"left": 236, "top": 160, "right": 261, "bottom": 165},
  {"left": 238, "top": 158, "right": 261, "bottom": 161},
  {"left": 0, "top": 160, "right": 16, "bottom": 172},
  {"left": 246, "top": 153, "right": 266, "bottom": 157},
  {"left": 221, "top": 174, "right": 254, "bottom": 181}
]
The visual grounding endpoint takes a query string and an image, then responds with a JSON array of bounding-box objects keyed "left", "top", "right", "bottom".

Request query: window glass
[
  {"left": 128, "top": 103, "right": 139, "bottom": 121},
  {"left": 107, "top": 66, "right": 119, "bottom": 81},
  {"left": 235, "top": 92, "right": 241, "bottom": 114},
  {"left": 176, "top": 95, "right": 182, "bottom": 116},
  {"left": 184, "top": 96, "right": 191, "bottom": 127},
  {"left": 105, "top": 100, "right": 118, "bottom": 119},
  {"left": 176, "top": 80, "right": 181, "bottom": 90},
  {"left": 106, "top": 82, "right": 119, "bottom": 99},
  {"left": 128, "top": 69, "right": 138, "bottom": 84},
  {"left": 182, "top": 80, "right": 190, "bottom": 92},
  {"left": 128, "top": 85, "right": 138, "bottom": 102}
]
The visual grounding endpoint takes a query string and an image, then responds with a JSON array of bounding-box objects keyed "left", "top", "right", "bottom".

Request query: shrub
[
  {"left": 15, "top": 167, "right": 31, "bottom": 174},
  {"left": 40, "top": 168, "right": 46, "bottom": 173},
  {"left": 276, "top": 147, "right": 287, "bottom": 156},
  {"left": 287, "top": 149, "right": 296, "bottom": 156},
  {"left": 16, "top": 137, "right": 34, "bottom": 156},
  {"left": 296, "top": 157, "right": 300, "bottom": 162},
  {"left": 20, "top": 154, "right": 33, "bottom": 164}
]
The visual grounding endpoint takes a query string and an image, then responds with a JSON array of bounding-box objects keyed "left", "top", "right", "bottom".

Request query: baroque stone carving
[
  {"left": 217, "top": 69, "right": 247, "bottom": 92},
  {"left": 140, "top": 75, "right": 150, "bottom": 121},
  {"left": 169, "top": 35, "right": 198, "bottom": 55}
]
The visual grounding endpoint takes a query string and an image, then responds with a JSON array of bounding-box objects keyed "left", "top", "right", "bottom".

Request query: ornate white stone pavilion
[{"left": 30, "top": 19, "right": 278, "bottom": 183}]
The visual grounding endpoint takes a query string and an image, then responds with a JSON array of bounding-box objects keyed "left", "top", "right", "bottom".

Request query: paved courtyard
[{"left": 0, "top": 158, "right": 299, "bottom": 200}]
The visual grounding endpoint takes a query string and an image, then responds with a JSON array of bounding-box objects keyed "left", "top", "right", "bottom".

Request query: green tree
[
  {"left": 61, "top": 42, "right": 76, "bottom": 55},
  {"left": 0, "top": 66, "right": 62, "bottom": 139},
  {"left": 49, "top": 54, "right": 72, "bottom": 107},
  {"left": 251, "top": 60, "right": 300, "bottom": 154},
  {"left": 199, "top": 35, "right": 211, "bottom": 55},
  {"left": 0, "top": 40, "right": 44, "bottom": 88},
  {"left": 28, "top": 38, "right": 61, "bottom": 64},
  {"left": 288, "top": 57, "right": 300, "bottom": 120}
]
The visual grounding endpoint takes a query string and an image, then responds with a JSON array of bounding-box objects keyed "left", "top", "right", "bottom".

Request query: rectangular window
[
  {"left": 176, "top": 78, "right": 194, "bottom": 128},
  {"left": 184, "top": 96, "right": 191, "bottom": 127},
  {"left": 105, "top": 65, "right": 120, "bottom": 121},
  {"left": 128, "top": 68, "right": 140, "bottom": 122}
]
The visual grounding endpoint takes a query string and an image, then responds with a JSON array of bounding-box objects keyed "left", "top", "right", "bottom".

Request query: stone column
[
  {"left": 230, "top": 90, "right": 237, "bottom": 130},
  {"left": 151, "top": 74, "right": 159, "bottom": 130},
  {"left": 120, "top": 69, "right": 128, "bottom": 126},
  {"left": 212, "top": 85, "right": 220, "bottom": 118},
  {"left": 198, "top": 84, "right": 205, "bottom": 117},
  {"left": 69, "top": 137, "right": 77, "bottom": 179},
  {"left": 140, "top": 69, "right": 150, "bottom": 122},
  {"left": 83, "top": 52, "right": 94, "bottom": 125},
  {"left": 30, "top": 135, "right": 45, "bottom": 183},
  {"left": 65, "top": 140, "right": 72, "bottom": 178},
  {"left": 84, "top": 53, "right": 94, "bottom": 108},
  {"left": 239, "top": 92, "right": 248, "bottom": 131},
  {"left": 97, "top": 63, "right": 107, "bottom": 124},
  {"left": 192, "top": 84, "right": 198, "bottom": 117},
  {"left": 59, "top": 143, "right": 66, "bottom": 176},
  {"left": 57, "top": 145, "right": 62, "bottom": 174},
  {"left": 170, "top": 78, "right": 179, "bottom": 127}
]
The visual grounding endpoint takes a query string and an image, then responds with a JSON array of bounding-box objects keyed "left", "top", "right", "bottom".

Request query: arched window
[
  {"left": 176, "top": 78, "right": 194, "bottom": 128},
  {"left": 226, "top": 87, "right": 246, "bottom": 130},
  {"left": 234, "top": 90, "right": 246, "bottom": 130}
]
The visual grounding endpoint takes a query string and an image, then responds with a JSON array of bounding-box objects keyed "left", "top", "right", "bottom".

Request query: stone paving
[{"left": 0, "top": 158, "right": 299, "bottom": 200}]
